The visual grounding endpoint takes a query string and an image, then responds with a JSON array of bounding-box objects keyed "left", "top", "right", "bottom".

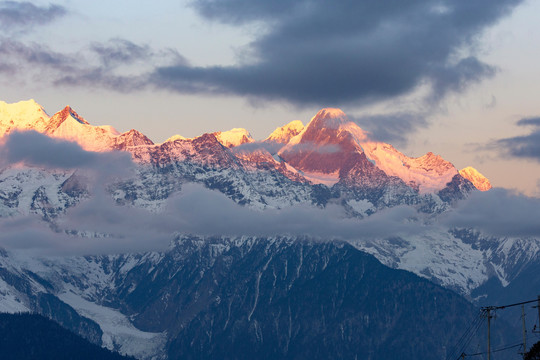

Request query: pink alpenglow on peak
[
  {"left": 459, "top": 167, "right": 492, "bottom": 191},
  {"left": 308, "top": 108, "right": 351, "bottom": 130},
  {"left": 0, "top": 100, "right": 494, "bottom": 196},
  {"left": 213, "top": 128, "right": 254, "bottom": 148},
  {"left": 279, "top": 107, "right": 459, "bottom": 192}
]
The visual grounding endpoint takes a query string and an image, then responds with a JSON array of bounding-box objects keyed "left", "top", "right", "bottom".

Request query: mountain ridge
[{"left": 0, "top": 100, "right": 490, "bottom": 192}]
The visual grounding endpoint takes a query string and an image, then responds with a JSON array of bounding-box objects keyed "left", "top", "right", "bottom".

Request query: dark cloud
[
  {"left": 0, "top": 37, "right": 181, "bottom": 91},
  {"left": 516, "top": 116, "right": 540, "bottom": 126},
  {"left": 89, "top": 38, "right": 187, "bottom": 69},
  {"left": 0, "top": 130, "right": 135, "bottom": 176},
  {"left": 54, "top": 39, "right": 186, "bottom": 90},
  {"left": 0, "top": 38, "right": 75, "bottom": 72},
  {"left": 428, "top": 57, "right": 497, "bottom": 103},
  {"left": 443, "top": 188, "right": 540, "bottom": 237},
  {"left": 0, "top": 1, "right": 66, "bottom": 31},
  {"left": 150, "top": 0, "right": 521, "bottom": 106},
  {"left": 352, "top": 112, "right": 428, "bottom": 146},
  {"left": 91, "top": 39, "right": 153, "bottom": 68},
  {"left": 55, "top": 68, "right": 147, "bottom": 92},
  {"left": 491, "top": 116, "right": 540, "bottom": 162}
]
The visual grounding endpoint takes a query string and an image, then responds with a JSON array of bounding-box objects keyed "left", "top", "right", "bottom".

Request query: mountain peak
[
  {"left": 45, "top": 106, "right": 90, "bottom": 134},
  {"left": 0, "top": 99, "right": 50, "bottom": 134},
  {"left": 459, "top": 167, "right": 492, "bottom": 191},
  {"left": 165, "top": 134, "right": 188, "bottom": 143},
  {"left": 55, "top": 106, "right": 90, "bottom": 126},
  {"left": 0, "top": 99, "right": 43, "bottom": 113},
  {"left": 309, "top": 108, "right": 349, "bottom": 130},
  {"left": 113, "top": 129, "right": 154, "bottom": 150},
  {"left": 279, "top": 108, "right": 365, "bottom": 177},
  {"left": 214, "top": 128, "right": 254, "bottom": 148},
  {"left": 316, "top": 108, "right": 346, "bottom": 118},
  {"left": 265, "top": 120, "right": 304, "bottom": 144}
]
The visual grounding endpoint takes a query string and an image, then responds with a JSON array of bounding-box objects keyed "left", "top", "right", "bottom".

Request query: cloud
[
  {"left": 490, "top": 116, "right": 540, "bottom": 162},
  {"left": 165, "top": 185, "right": 422, "bottom": 239},
  {"left": 90, "top": 39, "right": 153, "bottom": 68},
  {"left": 0, "top": 130, "right": 134, "bottom": 175},
  {"left": 55, "top": 39, "right": 186, "bottom": 90},
  {"left": 428, "top": 57, "right": 497, "bottom": 103},
  {"left": 0, "top": 131, "right": 135, "bottom": 202},
  {"left": 148, "top": 0, "right": 521, "bottom": 106},
  {"left": 443, "top": 187, "right": 540, "bottom": 237},
  {"left": 516, "top": 116, "right": 540, "bottom": 126},
  {"left": 2, "top": 178, "right": 539, "bottom": 256},
  {"left": 0, "top": 1, "right": 66, "bottom": 32},
  {"left": 0, "top": 182, "right": 426, "bottom": 255},
  {"left": 0, "top": 38, "right": 76, "bottom": 72},
  {"left": 231, "top": 141, "right": 283, "bottom": 155},
  {"left": 279, "top": 141, "right": 342, "bottom": 154},
  {"left": 0, "top": 37, "right": 182, "bottom": 90},
  {"left": 352, "top": 112, "right": 428, "bottom": 146}
]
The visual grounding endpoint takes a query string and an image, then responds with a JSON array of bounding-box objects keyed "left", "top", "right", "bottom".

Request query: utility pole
[
  {"left": 537, "top": 295, "right": 540, "bottom": 330},
  {"left": 522, "top": 304, "right": 527, "bottom": 358},
  {"left": 485, "top": 307, "right": 493, "bottom": 360},
  {"left": 472, "top": 298, "right": 540, "bottom": 360},
  {"left": 534, "top": 295, "right": 540, "bottom": 334}
]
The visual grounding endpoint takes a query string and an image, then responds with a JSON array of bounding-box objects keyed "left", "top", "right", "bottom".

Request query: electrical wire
[
  {"left": 446, "top": 310, "right": 485, "bottom": 360},
  {"left": 447, "top": 297, "right": 540, "bottom": 360},
  {"left": 463, "top": 342, "right": 523, "bottom": 357},
  {"left": 446, "top": 311, "right": 482, "bottom": 359}
]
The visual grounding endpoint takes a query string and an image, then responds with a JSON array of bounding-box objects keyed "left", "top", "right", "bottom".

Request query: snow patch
[{"left": 58, "top": 290, "right": 167, "bottom": 359}]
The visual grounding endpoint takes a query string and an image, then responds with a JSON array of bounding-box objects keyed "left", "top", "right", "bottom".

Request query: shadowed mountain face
[
  {"left": 0, "top": 313, "right": 133, "bottom": 360},
  {"left": 85, "top": 237, "right": 487, "bottom": 360},
  {"left": 0, "top": 236, "right": 515, "bottom": 360}
]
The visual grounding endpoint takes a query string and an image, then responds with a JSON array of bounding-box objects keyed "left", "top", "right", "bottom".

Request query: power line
[
  {"left": 462, "top": 342, "right": 523, "bottom": 357},
  {"left": 446, "top": 312, "right": 485, "bottom": 360},
  {"left": 481, "top": 298, "right": 539, "bottom": 311},
  {"left": 446, "top": 311, "right": 481, "bottom": 359},
  {"left": 447, "top": 296, "right": 540, "bottom": 360}
]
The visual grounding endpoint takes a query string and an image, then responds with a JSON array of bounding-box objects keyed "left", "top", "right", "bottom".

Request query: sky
[{"left": 1, "top": 0, "right": 540, "bottom": 194}]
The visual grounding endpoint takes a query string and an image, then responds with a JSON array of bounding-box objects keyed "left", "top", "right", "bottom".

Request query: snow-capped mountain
[
  {"left": 279, "top": 108, "right": 461, "bottom": 193},
  {"left": 0, "top": 100, "right": 153, "bottom": 153},
  {"left": 264, "top": 120, "right": 304, "bottom": 144},
  {"left": 213, "top": 128, "right": 254, "bottom": 148},
  {"left": 459, "top": 166, "right": 492, "bottom": 191},
  {"left": 0, "top": 99, "right": 534, "bottom": 359}
]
